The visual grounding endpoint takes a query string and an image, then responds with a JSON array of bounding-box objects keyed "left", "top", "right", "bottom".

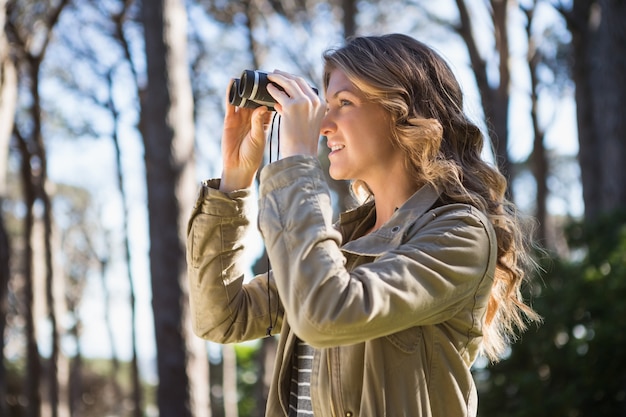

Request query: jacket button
[
  {"left": 391, "top": 226, "right": 400, "bottom": 233},
  {"left": 345, "top": 412, "right": 353, "bottom": 417}
]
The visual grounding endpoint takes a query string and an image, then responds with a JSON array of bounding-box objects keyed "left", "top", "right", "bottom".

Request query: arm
[
  {"left": 185, "top": 80, "right": 281, "bottom": 343},
  {"left": 258, "top": 156, "right": 496, "bottom": 348},
  {"left": 186, "top": 179, "right": 282, "bottom": 343}
]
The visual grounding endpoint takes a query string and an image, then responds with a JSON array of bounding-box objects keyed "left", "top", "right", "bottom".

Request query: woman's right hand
[{"left": 219, "top": 85, "right": 272, "bottom": 193}]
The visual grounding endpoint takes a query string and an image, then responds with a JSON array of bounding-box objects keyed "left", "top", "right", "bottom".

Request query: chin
[{"left": 328, "top": 168, "right": 347, "bottom": 182}]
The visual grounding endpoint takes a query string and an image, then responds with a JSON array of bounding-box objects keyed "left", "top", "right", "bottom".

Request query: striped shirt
[{"left": 288, "top": 338, "right": 315, "bottom": 416}]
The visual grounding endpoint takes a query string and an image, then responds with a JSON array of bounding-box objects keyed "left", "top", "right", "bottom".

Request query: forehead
[{"left": 325, "top": 69, "right": 360, "bottom": 97}]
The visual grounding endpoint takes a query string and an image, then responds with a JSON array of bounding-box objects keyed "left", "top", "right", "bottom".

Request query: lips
[{"left": 328, "top": 143, "right": 345, "bottom": 155}]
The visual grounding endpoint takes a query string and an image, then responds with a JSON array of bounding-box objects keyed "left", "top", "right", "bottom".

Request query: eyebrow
[
  {"left": 326, "top": 88, "right": 358, "bottom": 102},
  {"left": 333, "top": 87, "right": 357, "bottom": 97}
]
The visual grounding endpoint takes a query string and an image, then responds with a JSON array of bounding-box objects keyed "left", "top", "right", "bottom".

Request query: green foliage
[
  {"left": 476, "top": 211, "right": 626, "bottom": 416},
  {"left": 235, "top": 342, "right": 263, "bottom": 417}
]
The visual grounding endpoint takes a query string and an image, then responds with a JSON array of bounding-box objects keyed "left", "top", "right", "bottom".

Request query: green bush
[{"left": 476, "top": 212, "right": 626, "bottom": 416}]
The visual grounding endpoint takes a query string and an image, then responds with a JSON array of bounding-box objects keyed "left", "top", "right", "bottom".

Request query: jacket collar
[{"left": 339, "top": 183, "right": 441, "bottom": 256}]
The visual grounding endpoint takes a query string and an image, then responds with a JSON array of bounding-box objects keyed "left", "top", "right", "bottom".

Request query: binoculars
[{"left": 228, "top": 69, "right": 318, "bottom": 111}]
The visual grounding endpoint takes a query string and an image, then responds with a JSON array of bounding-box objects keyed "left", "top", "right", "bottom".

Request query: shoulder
[
  {"left": 426, "top": 203, "right": 493, "bottom": 231},
  {"left": 406, "top": 202, "right": 497, "bottom": 259}
]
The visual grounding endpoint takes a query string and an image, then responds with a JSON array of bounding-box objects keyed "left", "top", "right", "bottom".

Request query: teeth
[{"left": 330, "top": 145, "right": 344, "bottom": 152}]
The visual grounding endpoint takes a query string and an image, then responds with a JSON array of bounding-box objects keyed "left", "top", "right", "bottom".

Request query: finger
[
  {"left": 251, "top": 105, "right": 270, "bottom": 123},
  {"left": 269, "top": 71, "right": 318, "bottom": 102},
  {"left": 250, "top": 106, "right": 271, "bottom": 138},
  {"left": 224, "top": 78, "right": 238, "bottom": 112},
  {"left": 267, "top": 72, "right": 300, "bottom": 98},
  {"left": 276, "top": 70, "right": 317, "bottom": 98},
  {"left": 260, "top": 109, "right": 273, "bottom": 126},
  {"left": 265, "top": 83, "right": 288, "bottom": 113}
]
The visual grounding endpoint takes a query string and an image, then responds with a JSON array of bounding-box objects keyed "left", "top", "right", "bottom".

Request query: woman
[{"left": 186, "top": 33, "right": 540, "bottom": 417}]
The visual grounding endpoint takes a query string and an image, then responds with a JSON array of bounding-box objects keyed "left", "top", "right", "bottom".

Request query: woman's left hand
[{"left": 266, "top": 70, "right": 326, "bottom": 158}]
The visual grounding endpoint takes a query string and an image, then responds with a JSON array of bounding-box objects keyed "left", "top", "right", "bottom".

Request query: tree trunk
[
  {"left": 569, "top": 0, "right": 626, "bottom": 222},
  {"left": 221, "top": 345, "right": 238, "bottom": 417},
  {"left": 106, "top": 69, "right": 143, "bottom": 416},
  {"left": 252, "top": 337, "right": 277, "bottom": 417},
  {"left": 524, "top": 5, "right": 549, "bottom": 244},
  {"left": 0, "top": 0, "right": 15, "bottom": 199},
  {"left": 0, "top": 0, "right": 17, "bottom": 412},
  {"left": 96, "top": 257, "right": 124, "bottom": 414},
  {"left": 0, "top": 205, "right": 9, "bottom": 416},
  {"left": 41, "top": 168, "right": 60, "bottom": 417},
  {"left": 109, "top": 5, "right": 147, "bottom": 414},
  {"left": 140, "top": 0, "right": 201, "bottom": 416},
  {"left": 342, "top": 0, "right": 358, "bottom": 38},
  {"left": 455, "top": 0, "right": 513, "bottom": 183},
  {"left": 16, "top": 131, "right": 42, "bottom": 417},
  {"left": 27, "top": 51, "right": 60, "bottom": 417},
  {"left": 7, "top": 3, "right": 69, "bottom": 413}
]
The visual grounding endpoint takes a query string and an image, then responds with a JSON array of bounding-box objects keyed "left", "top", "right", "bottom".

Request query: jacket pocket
[{"left": 385, "top": 326, "right": 423, "bottom": 353}]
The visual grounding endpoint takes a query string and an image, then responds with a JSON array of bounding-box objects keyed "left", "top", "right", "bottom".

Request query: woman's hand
[
  {"left": 266, "top": 70, "right": 325, "bottom": 158},
  {"left": 219, "top": 86, "right": 272, "bottom": 193}
]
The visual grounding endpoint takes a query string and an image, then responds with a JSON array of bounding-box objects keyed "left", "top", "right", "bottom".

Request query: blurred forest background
[{"left": 0, "top": 0, "right": 625, "bottom": 416}]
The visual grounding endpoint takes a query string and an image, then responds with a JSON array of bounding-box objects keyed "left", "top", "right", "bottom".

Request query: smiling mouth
[{"left": 330, "top": 144, "right": 345, "bottom": 152}]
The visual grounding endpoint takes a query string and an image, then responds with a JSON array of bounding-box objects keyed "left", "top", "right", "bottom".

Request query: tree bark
[
  {"left": 27, "top": 51, "right": 60, "bottom": 417},
  {"left": 0, "top": 0, "right": 17, "bottom": 411},
  {"left": 109, "top": 4, "right": 147, "bottom": 412},
  {"left": 222, "top": 345, "right": 238, "bottom": 417},
  {"left": 140, "top": 0, "right": 201, "bottom": 416},
  {"left": 342, "top": 0, "right": 357, "bottom": 38},
  {"left": 7, "top": 3, "right": 69, "bottom": 414},
  {"left": 252, "top": 337, "right": 277, "bottom": 417},
  {"left": 455, "top": 0, "right": 513, "bottom": 182},
  {"left": 15, "top": 130, "right": 42, "bottom": 417},
  {"left": 568, "top": 0, "right": 626, "bottom": 222},
  {"left": 0, "top": 205, "right": 9, "bottom": 416},
  {"left": 524, "top": 5, "right": 549, "bottom": 244}
]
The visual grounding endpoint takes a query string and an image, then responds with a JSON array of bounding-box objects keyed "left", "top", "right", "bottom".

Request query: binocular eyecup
[{"left": 228, "top": 69, "right": 318, "bottom": 111}]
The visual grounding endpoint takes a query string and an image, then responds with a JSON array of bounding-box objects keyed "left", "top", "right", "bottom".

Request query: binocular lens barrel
[
  {"left": 240, "top": 70, "right": 276, "bottom": 106},
  {"left": 228, "top": 78, "right": 262, "bottom": 109},
  {"left": 228, "top": 69, "right": 317, "bottom": 110},
  {"left": 229, "top": 70, "right": 277, "bottom": 110}
]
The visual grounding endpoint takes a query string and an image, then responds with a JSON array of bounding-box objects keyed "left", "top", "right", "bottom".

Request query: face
[{"left": 321, "top": 69, "right": 406, "bottom": 186}]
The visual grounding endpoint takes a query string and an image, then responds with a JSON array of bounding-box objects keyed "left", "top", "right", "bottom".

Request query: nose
[{"left": 320, "top": 111, "right": 336, "bottom": 137}]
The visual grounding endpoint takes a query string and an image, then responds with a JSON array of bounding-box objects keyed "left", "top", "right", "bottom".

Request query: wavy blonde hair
[{"left": 323, "top": 34, "right": 540, "bottom": 362}]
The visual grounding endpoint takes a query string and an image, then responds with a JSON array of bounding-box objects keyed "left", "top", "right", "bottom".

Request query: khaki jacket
[{"left": 187, "top": 156, "right": 497, "bottom": 417}]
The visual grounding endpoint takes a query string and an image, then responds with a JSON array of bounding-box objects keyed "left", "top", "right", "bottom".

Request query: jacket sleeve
[
  {"left": 186, "top": 179, "right": 282, "bottom": 343},
  {"left": 258, "top": 156, "right": 495, "bottom": 348}
]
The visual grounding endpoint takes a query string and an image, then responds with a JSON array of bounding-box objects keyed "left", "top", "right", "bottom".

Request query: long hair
[{"left": 323, "top": 33, "right": 540, "bottom": 362}]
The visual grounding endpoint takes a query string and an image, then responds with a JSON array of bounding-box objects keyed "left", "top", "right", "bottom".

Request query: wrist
[
  {"left": 219, "top": 168, "right": 255, "bottom": 193},
  {"left": 280, "top": 141, "right": 318, "bottom": 158}
]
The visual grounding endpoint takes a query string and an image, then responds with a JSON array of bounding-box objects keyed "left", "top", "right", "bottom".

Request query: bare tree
[
  {"left": 92, "top": 2, "right": 145, "bottom": 413},
  {"left": 523, "top": 2, "right": 550, "bottom": 243},
  {"left": 454, "top": 0, "right": 513, "bottom": 182},
  {"left": 105, "top": 67, "right": 144, "bottom": 417},
  {"left": 341, "top": 0, "right": 358, "bottom": 38},
  {"left": 6, "top": 1, "right": 69, "bottom": 415},
  {"left": 56, "top": 186, "right": 93, "bottom": 417},
  {"left": 560, "top": 0, "right": 626, "bottom": 222},
  {"left": 141, "top": 0, "right": 205, "bottom": 416},
  {"left": 14, "top": 126, "right": 43, "bottom": 417},
  {"left": 0, "top": 0, "right": 17, "bottom": 411}
]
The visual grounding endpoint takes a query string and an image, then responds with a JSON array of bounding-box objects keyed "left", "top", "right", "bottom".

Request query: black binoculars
[{"left": 228, "top": 69, "right": 318, "bottom": 111}]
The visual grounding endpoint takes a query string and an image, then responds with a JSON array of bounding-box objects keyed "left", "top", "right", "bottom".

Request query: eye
[{"left": 339, "top": 99, "right": 352, "bottom": 107}]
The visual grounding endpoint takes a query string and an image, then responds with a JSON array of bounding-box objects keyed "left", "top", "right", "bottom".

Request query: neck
[{"left": 367, "top": 178, "right": 419, "bottom": 232}]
